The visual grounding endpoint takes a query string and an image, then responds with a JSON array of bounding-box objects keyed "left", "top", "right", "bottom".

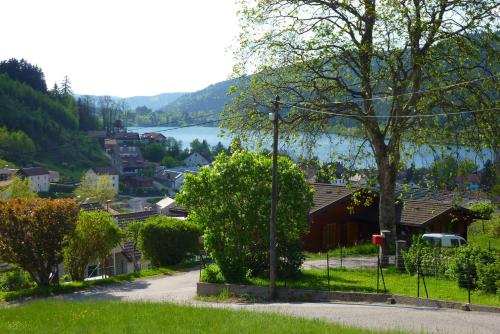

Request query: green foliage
[
  {"left": 0, "top": 266, "right": 35, "bottom": 292},
  {"left": 177, "top": 150, "right": 314, "bottom": 282},
  {"left": 143, "top": 143, "right": 167, "bottom": 162},
  {"left": 0, "top": 176, "right": 37, "bottom": 199},
  {"left": 0, "top": 198, "right": 80, "bottom": 286},
  {"left": 201, "top": 264, "right": 225, "bottom": 284},
  {"left": 64, "top": 210, "right": 122, "bottom": 281},
  {"left": 476, "top": 256, "right": 500, "bottom": 294},
  {"left": 123, "top": 221, "right": 144, "bottom": 272},
  {"left": 75, "top": 173, "right": 117, "bottom": 204},
  {"left": 0, "top": 73, "right": 108, "bottom": 175},
  {"left": 469, "top": 202, "right": 494, "bottom": 220},
  {"left": 446, "top": 245, "right": 497, "bottom": 289},
  {"left": 138, "top": 216, "right": 201, "bottom": 267},
  {"left": 0, "top": 127, "right": 36, "bottom": 163},
  {"left": 0, "top": 58, "right": 47, "bottom": 92}
]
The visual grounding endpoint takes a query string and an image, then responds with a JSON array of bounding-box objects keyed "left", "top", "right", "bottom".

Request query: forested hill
[
  {"left": 0, "top": 73, "right": 107, "bottom": 178},
  {"left": 76, "top": 92, "right": 187, "bottom": 111}
]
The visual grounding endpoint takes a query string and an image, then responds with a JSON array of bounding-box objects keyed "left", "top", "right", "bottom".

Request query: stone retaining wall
[{"left": 197, "top": 282, "right": 500, "bottom": 313}]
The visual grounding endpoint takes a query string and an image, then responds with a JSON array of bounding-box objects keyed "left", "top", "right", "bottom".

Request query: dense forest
[{"left": 0, "top": 59, "right": 108, "bottom": 177}]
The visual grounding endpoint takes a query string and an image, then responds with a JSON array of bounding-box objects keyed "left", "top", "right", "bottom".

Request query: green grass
[
  {"left": 468, "top": 215, "right": 500, "bottom": 250},
  {"left": 0, "top": 300, "right": 406, "bottom": 334},
  {"left": 249, "top": 267, "right": 499, "bottom": 307},
  {"left": 0, "top": 262, "right": 197, "bottom": 303},
  {"left": 306, "top": 243, "right": 378, "bottom": 260}
]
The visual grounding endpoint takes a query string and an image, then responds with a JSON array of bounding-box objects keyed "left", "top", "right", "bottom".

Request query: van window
[
  {"left": 450, "top": 239, "right": 460, "bottom": 247},
  {"left": 423, "top": 236, "right": 439, "bottom": 247}
]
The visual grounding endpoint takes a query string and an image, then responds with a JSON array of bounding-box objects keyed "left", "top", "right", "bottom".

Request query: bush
[
  {"left": 177, "top": 150, "right": 313, "bottom": 282},
  {"left": 476, "top": 254, "right": 500, "bottom": 294},
  {"left": 201, "top": 264, "right": 225, "bottom": 283},
  {"left": 0, "top": 266, "right": 34, "bottom": 291},
  {"left": 139, "top": 217, "right": 201, "bottom": 267},
  {"left": 446, "top": 245, "right": 496, "bottom": 289},
  {"left": 403, "top": 235, "right": 457, "bottom": 276}
]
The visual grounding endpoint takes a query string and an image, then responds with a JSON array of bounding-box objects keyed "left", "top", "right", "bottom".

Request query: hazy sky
[{"left": 0, "top": 0, "right": 240, "bottom": 96}]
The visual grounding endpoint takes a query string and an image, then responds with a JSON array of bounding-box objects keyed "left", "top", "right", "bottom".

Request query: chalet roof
[
  {"left": 17, "top": 167, "right": 49, "bottom": 177},
  {"left": 142, "top": 132, "right": 166, "bottom": 140},
  {"left": 156, "top": 196, "right": 175, "bottom": 210},
  {"left": 114, "top": 132, "right": 140, "bottom": 140},
  {"left": 90, "top": 166, "right": 119, "bottom": 176},
  {"left": 80, "top": 202, "right": 105, "bottom": 211},
  {"left": 113, "top": 210, "right": 158, "bottom": 229},
  {"left": 311, "top": 183, "right": 357, "bottom": 214},
  {"left": 398, "top": 200, "right": 472, "bottom": 227}
]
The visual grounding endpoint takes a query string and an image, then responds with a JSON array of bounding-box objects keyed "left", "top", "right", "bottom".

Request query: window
[
  {"left": 87, "top": 265, "right": 98, "bottom": 277},
  {"left": 450, "top": 239, "right": 460, "bottom": 247}
]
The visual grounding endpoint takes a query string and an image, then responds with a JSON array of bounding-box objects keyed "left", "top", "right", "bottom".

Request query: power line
[
  {"left": 277, "top": 104, "right": 500, "bottom": 119},
  {"left": 278, "top": 74, "right": 498, "bottom": 105}
]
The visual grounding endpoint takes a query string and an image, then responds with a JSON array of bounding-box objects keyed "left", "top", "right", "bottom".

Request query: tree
[
  {"left": 0, "top": 176, "right": 37, "bottom": 199},
  {"left": 176, "top": 149, "right": 314, "bottom": 282},
  {"left": 480, "top": 159, "right": 496, "bottom": 191},
  {"left": 0, "top": 58, "right": 47, "bottom": 92},
  {"left": 0, "top": 198, "right": 79, "bottom": 286},
  {"left": 226, "top": 0, "right": 498, "bottom": 245},
  {"left": 143, "top": 143, "right": 167, "bottom": 163},
  {"left": 0, "top": 127, "right": 36, "bottom": 163},
  {"left": 75, "top": 173, "right": 117, "bottom": 204},
  {"left": 123, "top": 221, "right": 144, "bottom": 272},
  {"left": 189, "top": 139, "right": 211, "bottom": 158},
  {"left": 64, "top": 210, "right": 122, "bottom": 281}
]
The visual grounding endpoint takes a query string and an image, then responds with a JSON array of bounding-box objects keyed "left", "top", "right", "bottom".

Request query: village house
[
  {"left": 184, "top": 151, "right": 212, "bottom": 167},
  {"left": 155, "top": 166, "right": 199, "bottom": 192},
  {"left": 113, "top": 132, "right": 140, "bottom": 146},
  {"left": 111, "top": 145, "right": 145, "bottom": 176},
  {"left": 48, "top": 170, "right": 60, "bottom": 183},
  {"left": 16, "top": 167, "right": 50, "bottom": 192},
  {"left": 141, "top": 132, "right": 166, "bottom": 145},
  {"left": 304, "top": 183, "right": 476, "bottom": 252},
  {"left": 86, "top": 166, "right": 120, "bottom": 192}
]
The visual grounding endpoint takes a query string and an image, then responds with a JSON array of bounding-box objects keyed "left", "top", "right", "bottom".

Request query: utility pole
[{"left": 269, "top": 95, "right": 280, "bottom": 299}]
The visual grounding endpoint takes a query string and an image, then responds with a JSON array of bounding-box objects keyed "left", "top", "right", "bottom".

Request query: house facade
[
  {"left": 184, "top": 152, "right": 211, "bottom": 167},
  {"left": 16, "top": 167, "right": 50, "bottom": 192},
  {"left": 86, "top": 167, "right": 120, "bottom": 192},
  {"left": 304, "top": 183, "right": 475, "bottom": 252}
]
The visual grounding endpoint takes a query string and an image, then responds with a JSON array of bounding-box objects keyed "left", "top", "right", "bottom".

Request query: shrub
[
  {"left": 177, "top": 150, "right": 313, "bottom": 282},
  {"left": 446, "top": 245, "right": 496, "bottom": 289},
  {"left": 0, "top": 266, "right": 34, "bottom": 291},
  {"left": 201, "top": 264, "right": 225, "bottom": 283},
  {"left": 476, "top": 254, "right": 500, "bottom": 294},
  {"left": 403, "top": 235, "right": 456, "bottom": 276},
  {"left": 139, "top": 217, "right": 201, "bottom": 267}
]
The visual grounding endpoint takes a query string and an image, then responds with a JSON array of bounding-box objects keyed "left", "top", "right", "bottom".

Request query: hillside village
[{"left": 0, "top": 1, "right": 499, "bottom": 333}]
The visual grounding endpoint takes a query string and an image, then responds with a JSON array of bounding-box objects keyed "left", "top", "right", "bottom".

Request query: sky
[{"left": 0, "top": 0, "right": 240, "bottom": 97}]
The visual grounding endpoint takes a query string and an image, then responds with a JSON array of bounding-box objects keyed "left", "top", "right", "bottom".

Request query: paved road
[{"left": 52, "top": 268, "right": 500, "bottom": 334}]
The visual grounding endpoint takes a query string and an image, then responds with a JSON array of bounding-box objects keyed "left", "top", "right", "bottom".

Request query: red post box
[{"left": 372, "top": 234, "right": 384, "bottom": 246}]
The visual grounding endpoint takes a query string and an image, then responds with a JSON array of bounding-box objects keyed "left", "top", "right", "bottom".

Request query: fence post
[
  {"left": 339, "top": 243, "right": 343, "bottom": 268},
  {"left": 467, "top": 257, "right": 471, "bottom": 304},
  {"left": 417, "top": 250, "right": 420, "bottom": 298},
  {"left": 327, "top": 252, "right": 330, "bottom": 290}
]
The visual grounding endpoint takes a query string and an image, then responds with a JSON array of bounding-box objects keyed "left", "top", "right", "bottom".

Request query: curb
[{"left": 197, "top": 282, "right": 500, "bottom": 313}]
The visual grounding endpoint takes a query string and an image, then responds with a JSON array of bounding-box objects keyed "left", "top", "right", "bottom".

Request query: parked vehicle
[{"left": 422, "top": 233, "right": 467, "bottom": 247}]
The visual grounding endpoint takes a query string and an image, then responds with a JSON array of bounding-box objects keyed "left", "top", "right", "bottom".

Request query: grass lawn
[
  {"left": 249, "top": 267, "right": 499, "bottom": 307},
  {"left": 306, "top": 243, "right": 378, "bottom": 260},
  {"left": 468, "top": 214, "right": 500, "bottom": 250},
  {"left": 0, "top": 262, "right": 196, "bottom": 303},
  {"left": 0, "top": 300, "right": 407, "bottom": 334}
]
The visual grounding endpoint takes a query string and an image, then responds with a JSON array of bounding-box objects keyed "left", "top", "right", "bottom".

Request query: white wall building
[
  {"left": 86, "top": 167, "right": 120, "bottom": 192},
  {"left": 17, "top": 167, "right": 50, "bottom": 192}
]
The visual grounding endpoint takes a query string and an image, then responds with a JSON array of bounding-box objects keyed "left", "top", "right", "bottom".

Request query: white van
[{"left": 422, "top": 233, "right": 467, "bottom": 247}]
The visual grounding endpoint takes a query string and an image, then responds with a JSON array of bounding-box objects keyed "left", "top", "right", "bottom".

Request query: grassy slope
[
  {"left": 0, "top": 300, "right": 406, "bottom": 334},
  {"left": 250, "top": 268, "right": 499, "bottom": 306},
  {"left": 468, "top": 214, "right": 500, "bottom": 249}
]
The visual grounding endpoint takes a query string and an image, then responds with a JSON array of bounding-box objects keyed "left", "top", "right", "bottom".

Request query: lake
[{"left": 129, "top": 126, "right": 492, "bottom": 169}]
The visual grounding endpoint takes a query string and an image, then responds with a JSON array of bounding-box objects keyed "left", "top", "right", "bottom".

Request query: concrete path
[
  {"left": 50, "top": 267, "right": 500, "bottom": 334},
  {"left": 303, "top": 256, "right": 396, "bottom": 270}
]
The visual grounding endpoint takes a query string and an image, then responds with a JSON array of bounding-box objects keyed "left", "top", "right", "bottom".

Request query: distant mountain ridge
[{"left": 75, "top": 92, "right": 187, "bottom": 110}]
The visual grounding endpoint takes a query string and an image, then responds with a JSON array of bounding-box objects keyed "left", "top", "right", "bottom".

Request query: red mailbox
[{"left": 372, "top": 234, "right": 384, "bottom": 245}]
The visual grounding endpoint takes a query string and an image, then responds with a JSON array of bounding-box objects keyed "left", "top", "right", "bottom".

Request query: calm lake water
[{"left": 129, "top": 126, "right": 492, "bottom": 169}]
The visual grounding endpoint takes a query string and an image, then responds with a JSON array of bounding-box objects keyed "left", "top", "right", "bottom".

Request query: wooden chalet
[{"left": 304, "top": 183, "right": 476, "bottom": 252}]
